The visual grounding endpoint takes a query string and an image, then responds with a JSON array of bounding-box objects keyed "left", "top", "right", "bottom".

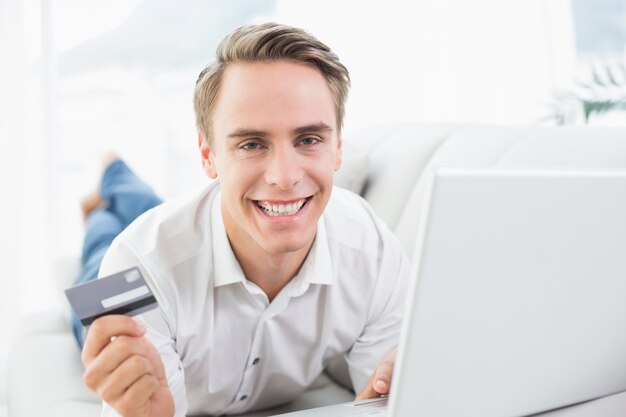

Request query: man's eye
[
  {"left": 242, "top": 142, "right": 262, "bottom": 150},
  {"left": 300, "top": 137, "right": 320, "bottom": 145}
]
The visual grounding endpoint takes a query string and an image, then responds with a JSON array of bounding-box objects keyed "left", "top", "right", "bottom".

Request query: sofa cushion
[
  {"left": 393, "top": 124, "right": 626, "bottom": 257},
  {"left": 358, "top": 123, "right": 457, "bottom": 231},
  {"left": 8, "top": 331, "right": 99, "bottom": 417},
  {"left": 334, "top": 140, "right": 370, "bottom": 195}
]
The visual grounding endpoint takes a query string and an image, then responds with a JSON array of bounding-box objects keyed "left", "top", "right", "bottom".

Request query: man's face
[{"left": 199, "top": 60, "right": 342, "bottom": 257}]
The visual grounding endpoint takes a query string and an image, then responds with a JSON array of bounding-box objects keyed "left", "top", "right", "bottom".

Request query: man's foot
[
  {"left": 102, "top": 152, "right": 120, "bottom": 171},
  {"left": 81, "top": 152, "right": 120, "bottom": 221},
  {"left": 80, "top": 190, "right": 104, "bottom": 221}
]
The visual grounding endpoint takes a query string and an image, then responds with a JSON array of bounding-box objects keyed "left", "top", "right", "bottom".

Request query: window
[{"left": 571, "top": 0, "right": 626, "bottom": 60}]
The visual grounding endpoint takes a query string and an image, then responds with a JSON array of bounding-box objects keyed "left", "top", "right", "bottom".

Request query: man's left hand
[{"left": 355, "top": 347, "right": 397, "bottom": 400}]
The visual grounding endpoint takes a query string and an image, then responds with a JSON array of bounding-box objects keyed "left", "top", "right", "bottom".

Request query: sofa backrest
[{"left": 342, "top": 124, "right": 626, "bottom": 258}]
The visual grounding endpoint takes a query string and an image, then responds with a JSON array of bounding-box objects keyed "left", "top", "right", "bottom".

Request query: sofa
[{"left": 7, "top": 123, "right": 626, "bottom": 417}]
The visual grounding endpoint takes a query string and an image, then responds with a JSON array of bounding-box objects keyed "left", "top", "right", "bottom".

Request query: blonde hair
[{"left": 193, "top": 23, "right": 350, "bottom": 143}]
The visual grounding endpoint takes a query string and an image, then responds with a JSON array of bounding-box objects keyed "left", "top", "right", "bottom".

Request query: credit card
[{"left": 65, "top": 267, "right": 157, "bottom": 326}]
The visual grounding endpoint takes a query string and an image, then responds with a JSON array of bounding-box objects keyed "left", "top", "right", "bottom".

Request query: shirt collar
[
  {"left": 212, "top": 191, "right": 247, "bottom": 287},
  {"left": 211, "top": 190, "right": 334, "bottom": 292}
]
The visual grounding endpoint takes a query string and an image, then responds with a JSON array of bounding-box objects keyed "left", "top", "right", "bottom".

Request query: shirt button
[
  {"left": 240, "top": 395, "right": 248, "bottom": 401},
  {"left": 252, "top": 357, "right": 260, "bottom": 365}
]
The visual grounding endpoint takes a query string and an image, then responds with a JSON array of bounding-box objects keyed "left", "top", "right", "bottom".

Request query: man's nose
[{"left": 264, "top": 146, "right": 304, "bottom": 190}]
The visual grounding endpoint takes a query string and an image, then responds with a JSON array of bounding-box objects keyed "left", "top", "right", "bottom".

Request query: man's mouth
[{"left": 255, "top": 196, "right": 312, "bottom": 217}]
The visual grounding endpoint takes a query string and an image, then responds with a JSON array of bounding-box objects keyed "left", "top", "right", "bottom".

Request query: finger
[
  {"left": 372, "top": 348, "right": 397, "bottom": 395},
  {"left": 125, "top": 374, "right": 160, "bottom": 413},
  {"left": 81, "top": 315, "right": 146, "bottom": 365},
  {"left": 355, "top": 348, "right": 398, "bottom": 400},
  {"left": 355, "top": 373, "right": 379, "bottom": 400},
  {"left": 98, "top": 354, "right": 155, "bottom": 402},
  {"left": 145, "top": 340, "right": 168, "bottom": 381},
  {"left": 84, "top": 335, "right": 151, "bottom": 387},
  {"left": 115, "top": 374, "right": 160, "bottom": 417},
  {"left": 371, "top": 357, "right": 394, "bottom": 395}
]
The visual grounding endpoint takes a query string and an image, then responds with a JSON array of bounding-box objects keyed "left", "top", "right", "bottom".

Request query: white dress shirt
[{"left": 99, "top": 182, "right": 409, "bottom": 417}]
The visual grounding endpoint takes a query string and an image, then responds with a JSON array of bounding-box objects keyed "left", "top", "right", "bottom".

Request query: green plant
[{"left": 549, "top": 61, "right": 626, "bottom": 124}]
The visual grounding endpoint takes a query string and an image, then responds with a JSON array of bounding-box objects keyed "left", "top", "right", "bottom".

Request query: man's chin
[
  {"left": 262, "top": 240, "right": 311, "bottom": 256},
  {"left": 256, "top": 228, "right": 318, "bottom": 255}
]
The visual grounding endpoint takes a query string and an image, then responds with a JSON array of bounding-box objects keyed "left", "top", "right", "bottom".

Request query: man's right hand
[{"left": 81, "top": 315, "right": 175, "bottom": 417}]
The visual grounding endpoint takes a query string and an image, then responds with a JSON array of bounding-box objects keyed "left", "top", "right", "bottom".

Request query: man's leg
[
  {"left": 72, "top": 156, "right": 163, "bottom": 348},
  {"left": 100, "top": 158, "right": 163, "bottom": 229},
  {"left": 72, "top": 208, "right": 124, "bottom": 347}
]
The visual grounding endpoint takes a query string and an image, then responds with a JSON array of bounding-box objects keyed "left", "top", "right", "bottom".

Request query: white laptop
[{"left": 273, "top": 168, "right": 626, "bottom": 417}]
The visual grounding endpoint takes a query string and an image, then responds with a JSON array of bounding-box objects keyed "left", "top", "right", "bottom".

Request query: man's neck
[
  {"left": 229, "top": 239, "right": 312, "bottom": 302},
  {"left": 217, "top": 196, "right": 317, "bottom": 302}
]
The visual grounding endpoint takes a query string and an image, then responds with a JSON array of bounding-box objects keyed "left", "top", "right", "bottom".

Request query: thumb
[
  {"left": 371, "top": 360, "right": 393, "bottom": 395},
  {"left": 356, "top": 372, "right": 379, "bottom": 400},
  {"left": 141, "top": 336, "right": 168, "bottom": 381},
  {"left": 355, "top": 349, "right": 397, "bottom": 400}
]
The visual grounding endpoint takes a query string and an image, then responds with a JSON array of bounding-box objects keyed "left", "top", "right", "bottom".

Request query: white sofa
[{"left": 7, "top": 123, "right": 626, "bottom": 417}]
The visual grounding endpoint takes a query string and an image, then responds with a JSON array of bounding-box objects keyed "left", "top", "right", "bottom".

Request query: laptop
[{"left": 273, "top": 168, "right": 626, "bottom": 417}]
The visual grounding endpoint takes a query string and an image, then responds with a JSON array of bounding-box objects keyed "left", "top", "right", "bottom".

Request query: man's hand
[
  {"left": 355, "top": 348, "right": 397, "bottom": 400},
  {"left": 81, "top": 315, "right": 174, "bottom": 417}
]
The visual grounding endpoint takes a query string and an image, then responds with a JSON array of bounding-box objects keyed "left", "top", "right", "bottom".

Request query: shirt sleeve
[
  {"left": 97, "top": 238, "right": 189, "bottom": 417},
  {"left": 345, "top": 233, "right": 411, "bottom": 393}
]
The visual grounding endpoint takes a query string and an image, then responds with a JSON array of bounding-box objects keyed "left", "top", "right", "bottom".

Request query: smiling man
[{"left": 81, "top": 23, "right": 409, "bottom": 417}]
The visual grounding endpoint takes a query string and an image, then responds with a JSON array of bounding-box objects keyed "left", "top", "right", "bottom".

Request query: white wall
[
  {"left": 0, "top": 2, "right": 54, "bottom": 413},
  {"left": 273, "top": 0, "right": 577, "bottom": 134},
  {"left": 0, "top": 0, "right": 46, "bottom": 409}
]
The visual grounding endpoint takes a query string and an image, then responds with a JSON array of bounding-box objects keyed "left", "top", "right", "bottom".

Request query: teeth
[{"left": 257, "top": 198, "right": 307, "bottom": 216}]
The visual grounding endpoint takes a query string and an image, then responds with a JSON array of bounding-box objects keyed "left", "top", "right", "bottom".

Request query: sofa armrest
[
  {"left": 7, "top": 330, "right": 100, "bottom": 417},
  {"left": 12, "top": 310, "right": 70, "bottom": 342}
]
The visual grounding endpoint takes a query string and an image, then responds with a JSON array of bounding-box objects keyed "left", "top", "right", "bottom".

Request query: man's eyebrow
[
  {"left": 226, "top": 128, "right": 269, "bottom": 139},
  {"left": 293, "top": 123, "right": 333, "bottom": 135},
  {"left": 226, "top": 123, "right": 333, "bottom": 140}
]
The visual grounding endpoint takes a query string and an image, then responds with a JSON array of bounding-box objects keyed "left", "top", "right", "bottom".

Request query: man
[{"left": 81, "top": 23, "right": 409, "bottom": 417}]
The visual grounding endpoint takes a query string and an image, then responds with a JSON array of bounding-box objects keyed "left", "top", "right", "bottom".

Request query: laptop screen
[{"left": 391, "top": 168, "right": 626, "bottom": 417}]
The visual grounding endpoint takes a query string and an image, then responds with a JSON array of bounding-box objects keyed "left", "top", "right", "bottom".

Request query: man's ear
[
  {"left": 334, "top": 133, "right": 343, "bottom": 172},
  {"left": 198, "top": 132, "right": 218, "bottom": 179}
]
